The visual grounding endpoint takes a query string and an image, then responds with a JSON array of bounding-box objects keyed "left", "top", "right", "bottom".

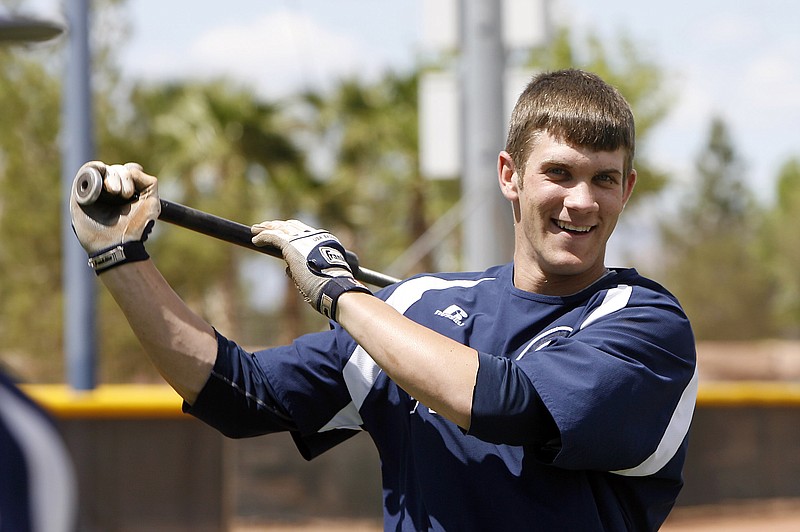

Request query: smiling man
[
  {"left": 499, "top": 130, "right": 635, "bottom": 294},
  {"left": 70, "top": 69, "right": 697, "bottom": 531}
]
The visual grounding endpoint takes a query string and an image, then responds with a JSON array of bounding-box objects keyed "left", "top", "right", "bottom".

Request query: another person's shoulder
[{"left": 0, "top": 370, "right": 36, "bottom": 405}]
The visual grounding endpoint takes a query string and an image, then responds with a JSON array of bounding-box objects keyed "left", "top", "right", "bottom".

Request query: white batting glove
[
  {"left": 70, "top": 161, "right": 161, "bottom": 273},
  {"left": 251, "top": 220, "right": 371, "bottom": 321}
]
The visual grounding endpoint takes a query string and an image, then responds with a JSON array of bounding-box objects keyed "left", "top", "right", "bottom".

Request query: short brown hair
[{"left": 505, "top": 69, "right": 635, "bottom": 179}]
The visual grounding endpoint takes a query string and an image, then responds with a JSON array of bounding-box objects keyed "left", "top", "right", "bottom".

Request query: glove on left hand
[
  {"left": 251, "top": 220, "right": 371, "bottom": 320},
  {"left": 70, "top": 161, "right": 161, "bottom": 273}
]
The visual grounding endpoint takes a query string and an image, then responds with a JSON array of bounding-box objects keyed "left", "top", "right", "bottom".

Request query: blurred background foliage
[{"left": 0, "top": 0, "right": 798, "bottom": 383}]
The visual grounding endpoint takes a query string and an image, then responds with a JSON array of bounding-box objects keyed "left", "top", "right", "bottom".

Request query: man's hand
[
  {"left": 70, "top": 161, "right": 161, "bottom": 273},
  {"left": 251, "top": 220, "right": 371, "bottom": 320},
  {"left": 70, "top": 161, "right": 161, "bottom": 253}
]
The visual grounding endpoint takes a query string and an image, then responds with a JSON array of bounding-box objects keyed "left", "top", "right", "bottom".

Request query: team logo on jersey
[
  {"left": 515, "top": 326, "right": 573, "bottom": 360},
  {"left": 434, "top": 304, "right": 468, "bottom": 326}
]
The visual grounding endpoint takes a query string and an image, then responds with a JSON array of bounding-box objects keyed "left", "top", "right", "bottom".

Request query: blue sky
[{"left": 100, "top": 0, "right": 799, "bottom": 207}]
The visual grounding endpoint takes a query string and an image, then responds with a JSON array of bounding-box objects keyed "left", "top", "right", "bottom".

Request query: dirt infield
[
  {"left": 662, "top": 499, "right": 800, "bottom": 531},
  {"left": 233, "top": 519, "right": 381, "bottom": 531},
  {"left": 233, "top": 499, "right": 800, "bottom": 531}
]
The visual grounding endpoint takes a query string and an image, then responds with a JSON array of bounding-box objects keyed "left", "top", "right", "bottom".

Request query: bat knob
[{"left": 74, "top": 166, "right": 104, "bottom": 206}]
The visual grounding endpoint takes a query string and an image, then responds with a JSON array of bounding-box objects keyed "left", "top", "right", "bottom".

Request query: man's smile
[{"left": 553, "top": 220, "right": 595, "bottom": 234}]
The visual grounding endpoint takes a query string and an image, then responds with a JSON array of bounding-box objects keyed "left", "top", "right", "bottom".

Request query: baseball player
[{"left": 69, "top": 69, "right": 697, "bottom": 530}]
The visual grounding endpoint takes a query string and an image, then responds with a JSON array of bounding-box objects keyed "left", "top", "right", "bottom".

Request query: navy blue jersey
[{"left": 187, "top": 264, "right": 697, "bottom": 531}]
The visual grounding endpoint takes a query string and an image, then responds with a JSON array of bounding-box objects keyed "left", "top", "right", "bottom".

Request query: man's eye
[{"left": 595, "top": 174, "right": 618, "bottom": 185}]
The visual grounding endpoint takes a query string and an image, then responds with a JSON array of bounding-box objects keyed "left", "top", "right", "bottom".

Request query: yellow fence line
[
  {"left": 19, "top": 381, "right": 800, "bottom": 419},
  {"left": 697, "top": 381, "right": 800, "bottom": 406},
  {"left": 21, "top": 384, "right": 185, "bottom": 419}
]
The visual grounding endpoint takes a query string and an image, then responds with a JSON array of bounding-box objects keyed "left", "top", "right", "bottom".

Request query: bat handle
[{"left": 73, "top": 166, "right": 137, "bottom": 206}]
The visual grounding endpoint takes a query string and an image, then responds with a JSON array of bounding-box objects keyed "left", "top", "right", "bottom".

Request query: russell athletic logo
[{"left": 435, "top": 304, "right": 468, "bottom": 326}]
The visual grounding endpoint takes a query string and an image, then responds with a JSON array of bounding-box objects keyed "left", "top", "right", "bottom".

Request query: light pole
[
  {"left": 460, "top": 0, "right": 511, "bottom": 270},
  {"left": 60, "top": 0, "right": 97, "bottom": 391}
]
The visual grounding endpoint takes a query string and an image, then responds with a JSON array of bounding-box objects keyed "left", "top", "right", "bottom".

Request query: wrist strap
[
  {"left": 88, "top": 240, "right": 149, "bottom": 274},
  {"left": 318, "top": 277, "right": 372, "bottom": 321}
]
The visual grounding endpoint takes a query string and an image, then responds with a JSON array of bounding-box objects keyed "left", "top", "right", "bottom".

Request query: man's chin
[{"left": 544, "top": 256, "right": 605, "bottom": 279}]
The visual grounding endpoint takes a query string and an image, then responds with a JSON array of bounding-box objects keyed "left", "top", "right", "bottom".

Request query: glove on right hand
[
  {"left": 251, "top": 219, "right": 372, "bottom": 321},
  {"left": 69, "top": 161, "right": 161, "bottom": 254}
]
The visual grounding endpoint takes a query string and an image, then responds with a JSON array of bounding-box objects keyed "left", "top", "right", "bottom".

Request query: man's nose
[{"left": 564, "top": 182, "right": 599, "bottom": 212}]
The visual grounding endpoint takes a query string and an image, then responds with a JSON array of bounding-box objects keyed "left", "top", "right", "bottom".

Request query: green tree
[
  {"left": 760, "top": 157, "right": 800, "bottom": 336},
  {"left": 109, "top": 80, "right": 313, "bottom": 346},
  {"left": 0, "top": 46, "right": 64, "bottom": 381},
  {"left": 658, "top": 117, "right": 775, "bottom": 340},
  {"left": 297, "top": 71, "right": 447, "bottom": 276}
]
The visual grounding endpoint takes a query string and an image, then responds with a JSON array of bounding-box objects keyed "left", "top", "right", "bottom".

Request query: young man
[{"left": 70, "top": 69, "right": 697, "bottom": 530}]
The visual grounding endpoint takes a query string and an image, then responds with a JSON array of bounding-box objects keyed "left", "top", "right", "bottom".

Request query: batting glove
[
  {"left": 251, "top": 220, "right": 372, "bottom": 321},
  {"left": 70, "top": 161, "right": 161, "bottom": 273}
]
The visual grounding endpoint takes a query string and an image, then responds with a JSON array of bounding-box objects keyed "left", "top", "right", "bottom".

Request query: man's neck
[{"left": 514, "top": 264, "right": 612, "bottom": 296}]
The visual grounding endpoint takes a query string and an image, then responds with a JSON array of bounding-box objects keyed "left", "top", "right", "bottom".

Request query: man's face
[{"left": 498, "top": 132, "right": 636, "bottom": 294}]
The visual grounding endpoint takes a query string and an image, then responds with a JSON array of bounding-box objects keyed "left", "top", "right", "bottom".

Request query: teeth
[{"left": 556, "top": 220, "right": 592, "bottom": 233}]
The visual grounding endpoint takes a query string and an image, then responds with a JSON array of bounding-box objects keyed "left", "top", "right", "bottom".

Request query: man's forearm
[
  {"left": 336, "top": 292, "right": 479, "bottom": 429},
  {"left": 99, "top": 260, "right": 217, "bottom": 403}
]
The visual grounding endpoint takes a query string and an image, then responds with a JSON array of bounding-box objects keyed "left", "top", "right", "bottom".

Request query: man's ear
[
  {"left": 622, "top": 169, "right": 637, "bottom": 208},
  {"left": 498, "top": 151, "right": 519, "bottom": 201}
]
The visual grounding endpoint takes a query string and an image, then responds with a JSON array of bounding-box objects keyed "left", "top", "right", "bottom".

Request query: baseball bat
[{"left": 73, "top": 166, "right": 400, "bottom": 288}]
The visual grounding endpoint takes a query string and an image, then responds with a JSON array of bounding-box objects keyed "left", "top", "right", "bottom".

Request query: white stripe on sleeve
[
  {"left": 612, "top": 365, "right": 698, "bottom": 477},
  {"left": 320, "top": 276, "right": 494, "bottom": 432}
]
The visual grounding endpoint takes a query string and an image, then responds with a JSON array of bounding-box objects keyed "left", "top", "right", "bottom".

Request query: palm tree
[
  {"left": 115, "top": 80, "right": 314, "bottom": 344},
  {"left": 0, "top": 46, "right": 64, "bottom": 381},
  {"left": 297, "top": 70, "right": 444, "bottom": 278}
]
